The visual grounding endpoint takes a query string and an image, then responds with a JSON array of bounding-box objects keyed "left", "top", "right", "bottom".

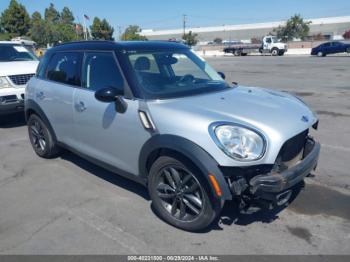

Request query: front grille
[
  {"left": 8, "top": 73, "right": 35, "bottom": 86},
  {"left": 278, "top": 129, "right": 309, "bottom": 162}
]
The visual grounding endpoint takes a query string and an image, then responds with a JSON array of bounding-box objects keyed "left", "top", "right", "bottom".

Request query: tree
[
  {"left": 0, "top": 0, "right": 30, "bottom": 36},
  {"left": 90, "top": 17, "right": 101, "bottom": 39},
  {"left": 90, "top": 17, "right": 114, "bottom": 40},
  {"left": 29, "top": 11, "right": 47, "bottom": 46},
  {"left": 273, "top": 14, "right": 311, "bottom": 41},
  {"left": 121, "top": 25, "right": 147, "bottom": 41},
  {"left": 45, "top": 3, "right": 60, "bottom": 23},
  {"left": 182, "top": 31, "right": 198, "bottom": 47},
  {"left": 61, "top": 7, "right": 74, "bottom": 24},
  {"left": 213, "top": 37, "right": 222, "bottom": 44},
  {"left": 343, "top": 30, "right": 350, "bottom": 39},
  {"left": 57, "top": 7, "right": 76, "bottom": 43}
]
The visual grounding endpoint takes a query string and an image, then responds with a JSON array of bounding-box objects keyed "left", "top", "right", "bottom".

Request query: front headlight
[
  {"left": 211, "top": 124, "right": 265, "bottom": 161},
  {"left": 0, "top": 77, "right": 12, "bottom": 89}
]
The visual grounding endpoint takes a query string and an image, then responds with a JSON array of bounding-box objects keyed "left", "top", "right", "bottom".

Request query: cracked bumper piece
[{"left": 249, "top": 138, "right": 320, "bottom": 194}]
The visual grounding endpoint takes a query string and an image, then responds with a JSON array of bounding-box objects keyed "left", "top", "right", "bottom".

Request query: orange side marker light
[{"left": 208, "top": 174, "right": 222, "bottom": 197}]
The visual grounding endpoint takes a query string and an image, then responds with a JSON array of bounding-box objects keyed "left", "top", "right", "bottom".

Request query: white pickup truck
[
  {"left": 0, "top": 41, "right": 39, "bottom": 120},
  {"left": 223, "top": 35, "right": 288, "bottom": 56}
]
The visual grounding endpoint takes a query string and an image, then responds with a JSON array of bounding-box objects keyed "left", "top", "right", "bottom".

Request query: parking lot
[{"left": 0, "top": 56, "right": 349, "bottom": 254}]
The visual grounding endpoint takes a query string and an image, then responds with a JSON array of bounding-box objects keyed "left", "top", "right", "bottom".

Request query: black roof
[{"left": 51, "top": 40, "right": 189, "bottom": 52}]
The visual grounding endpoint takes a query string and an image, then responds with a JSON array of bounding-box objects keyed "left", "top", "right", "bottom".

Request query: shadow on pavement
[
  {"left": 197, "top": 183, "right": 305, "bottom": 233},
  {"left": 0, "top": 112, "right": 26, "bottom": 128},
  {"left": 60, "top": 151, "right": 150, "bottom": 201},
  {"left": 60, "top": 150, "right": 306, "bottom": 233}
]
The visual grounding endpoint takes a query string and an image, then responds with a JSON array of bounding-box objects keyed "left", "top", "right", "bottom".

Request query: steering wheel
[{"left": 176, "top": 74, "right": 195, "bottom": 85}]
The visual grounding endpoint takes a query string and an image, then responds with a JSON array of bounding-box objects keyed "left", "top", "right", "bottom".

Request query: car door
[
  {"left": 38, "top": 51, "right": 82, "bottom": 144},
  {"left": 321, "top": 43, "right": 331, "bottom": 54},
  {"left": 263, "top": 37, "right": 272, "bottom": 51},
  {"left": 72, "top": 51, "right": 151, "bottom": 176},
  {"left": 334, "top": 42, "right": 345, "bottom": 53}
]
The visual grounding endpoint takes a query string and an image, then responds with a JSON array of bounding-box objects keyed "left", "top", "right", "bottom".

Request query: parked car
[
  {"left": 311, "top": 41, "right": 350, "bottom": 57},
  {"left": 0, "top": 41, "right": 39, "bottom": 119},
  {"left": 25, "top": 41, "right": 320, "bottom": 231}
]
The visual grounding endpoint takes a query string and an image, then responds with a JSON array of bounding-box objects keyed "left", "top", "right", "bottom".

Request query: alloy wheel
[
  {"left": 30, "top": 119, "right": 46, "bottom": 151},
  {"left": 156, "top": 166, "right": 204, "bottom": 222}
]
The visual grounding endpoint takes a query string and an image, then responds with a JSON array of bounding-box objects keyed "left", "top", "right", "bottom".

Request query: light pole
[{"left": 183, "top": 14, "right": 187, "bottom": 36}]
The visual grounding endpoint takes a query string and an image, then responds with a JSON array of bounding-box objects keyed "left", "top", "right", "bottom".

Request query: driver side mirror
[
  {"left": 95, "top": 87, "right": 127, "bottom": 113},
  {"left": 217, "top": 71, "right": 226, "bottom": 79}
]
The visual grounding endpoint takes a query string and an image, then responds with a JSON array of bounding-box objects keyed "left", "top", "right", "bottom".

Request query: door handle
[
  {"left": 75, "top": 101, "right": 87, "bottom": 112},
  {"left": 36, "top": 92, "right": 45, "bottom": 100}
]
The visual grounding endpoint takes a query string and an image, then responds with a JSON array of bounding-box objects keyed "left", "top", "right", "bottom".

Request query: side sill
[{"left": 58, "top": 142, "right": 147, "bottom": 186}]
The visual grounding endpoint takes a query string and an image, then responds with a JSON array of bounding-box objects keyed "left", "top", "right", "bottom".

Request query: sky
[{"left": 1, "top": 0, "right": 350, "bottom": 34}]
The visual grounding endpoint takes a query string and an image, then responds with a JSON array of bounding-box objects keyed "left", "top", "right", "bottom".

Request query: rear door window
[{"left": 46, "top": 52, "right": 82, "bottom": 86}]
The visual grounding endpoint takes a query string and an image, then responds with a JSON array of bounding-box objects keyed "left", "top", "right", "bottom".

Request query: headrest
[{"left": 134, "top": 56, "right": 150, "bottom": 71}]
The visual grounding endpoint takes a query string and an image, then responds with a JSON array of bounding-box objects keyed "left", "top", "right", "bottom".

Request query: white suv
[{"left": 0, "top": 41, "right": 39, "bottom": 118}]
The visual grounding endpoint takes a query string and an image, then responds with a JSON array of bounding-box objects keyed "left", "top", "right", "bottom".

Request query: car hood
[
  {"left": 0, "top": 61, "right": 39, "bottom": 76},
  {"left": 147, "top": 86, "right": 318, "bottom": 165}
]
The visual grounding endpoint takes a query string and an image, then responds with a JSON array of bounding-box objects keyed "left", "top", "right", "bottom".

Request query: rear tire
[
  {"left": 27, "top": 114, "right": 61, "bottom": 158},
  {"left": 234, "top": 50, "right": 240, "bottom": 56},
  {"left": 148, "top": 156, "right": 223, "bottom": 231},
  {"left": 347, "top": 47, "right": 350, "bottom": 53}
]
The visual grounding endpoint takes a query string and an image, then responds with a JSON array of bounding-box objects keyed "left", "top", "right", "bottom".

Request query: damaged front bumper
[
  {"left": 223, "top": 137, "right": 320, "bottom": 207},
  {"left": 249, "top": 138, "right": 320, "bottom": 194}
]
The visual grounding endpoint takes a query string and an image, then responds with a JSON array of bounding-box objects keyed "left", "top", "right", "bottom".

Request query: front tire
[
  {"left": 27, "top": 114, "right": 61, "bottom": 158},
  {"left": 271, "top": 48, "right": 279, "bottom": 56},
  {"left": 317, "top": 51, "right": 325, "bottom": 57},
  {"left": 148, "top": 156, "right": 222, "bottom": 231}
]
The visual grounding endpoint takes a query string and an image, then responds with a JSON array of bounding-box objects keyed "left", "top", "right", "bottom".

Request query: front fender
[{"left": 139, "top": 134, "right": 232, "bottom": 200}]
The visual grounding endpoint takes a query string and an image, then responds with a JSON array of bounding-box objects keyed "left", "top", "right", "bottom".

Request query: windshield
[
  {"left": 126, "top": 49, "right": 230, "bottom": 99},
  {"left": 0, "top": 44, "right": 38, "bottom": 62}
]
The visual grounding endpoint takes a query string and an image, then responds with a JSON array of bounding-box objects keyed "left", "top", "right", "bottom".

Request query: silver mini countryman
[{"left": 25, "top": 41, "right": 320, "bottom": 231}]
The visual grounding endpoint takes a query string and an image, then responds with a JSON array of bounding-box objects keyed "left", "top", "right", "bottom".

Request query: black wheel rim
[
  {"left": 156, "top": 166, "right": 204, "bottom": 222},
  {"left": 30, "top": 120, "right": 46, "bottom": 151}
]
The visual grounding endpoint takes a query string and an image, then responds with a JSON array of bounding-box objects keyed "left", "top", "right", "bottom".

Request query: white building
[{"left": 141, "top": 16, "right": 350, "bottom": 42}]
